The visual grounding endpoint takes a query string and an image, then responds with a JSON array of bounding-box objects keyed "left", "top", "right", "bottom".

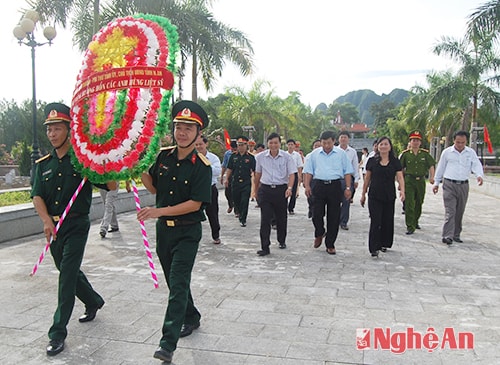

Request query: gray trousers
[
  {"left": 99, "top": 187, "right": 119, "bottom": 233},
  {"left": 442, "top": 180, "right": 469, "bottom": 239}
]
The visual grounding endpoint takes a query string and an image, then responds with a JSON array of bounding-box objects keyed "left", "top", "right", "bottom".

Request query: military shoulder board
[
  {"left": 35, "top": 154, "right": 51, "bottom": 163},
  {"left": 197, "top": 153, "right": 211, "bottom": 166}
]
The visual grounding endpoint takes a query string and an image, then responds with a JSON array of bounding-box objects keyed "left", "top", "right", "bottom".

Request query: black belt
[
  {"left": 313, "top": 179, "right": 340, "bottom": 185},
  {"left": 165, "top": 219, "right": 198, "bottom": 227},
  {"left": 406, "top": 174, "right": 425, "bottom": 180},
  {"left": 261, "top": 184, "right": 287, "bottom": 189},
  {"left": 51, "top": 212, "right": 82, "bottom": 222},
  {"left": 444, "top": 178, "right": 468, "bottom": 185}
]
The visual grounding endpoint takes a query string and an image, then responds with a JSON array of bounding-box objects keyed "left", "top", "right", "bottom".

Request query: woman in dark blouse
[{"left": 360, "top": 136, "right": 405, "bottom": 257}]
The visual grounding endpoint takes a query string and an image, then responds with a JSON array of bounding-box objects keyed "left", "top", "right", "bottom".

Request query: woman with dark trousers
[{"left": 360, "top": 136, "right": 405, "bottom": 257}]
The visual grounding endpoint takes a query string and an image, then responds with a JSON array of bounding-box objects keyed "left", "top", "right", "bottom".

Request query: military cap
[
  {"left": 44, "top": 102, "right": 71, "bottom": 125},
  {"left": 171, "top": 100, "right": 209, "bottom": 130},
  {"left": 409, "top": 130, "right": 422, "bottom": 140},
  {"left": 236, "top": 136, "right": 249, "bottom": 144},
  {"left": 248, "top": 139, "right": 256, "bottom": 146}
]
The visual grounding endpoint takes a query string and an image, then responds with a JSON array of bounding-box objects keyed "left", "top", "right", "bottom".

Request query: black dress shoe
[
  {"left": 381, "top": 247, "right": 387, "bottom": 253},
  {"left": 416, "top": 224, "right": 421, "bottom": 229},
  {"left": 453, "top": 237, "right": 463, "bottom": 243},
  {"left": 79, "top": 302, "right": 104, "bottom": 322},
  {"left": 108, "top": 227, "right": 119, "bottom": 233},
  {"left": 46, "top": 339, "right": 65, "bottom": 356},
  {"left": 371, "top": 251, "right": 379, "bottom": 257},
  {"left": 257, "top": 249, "right": 270, "bottom": 256},
  {"left": 179, "top": 323, "right": 200, "bottom": 338},
  {"left": 279, "top": 242, "right": 286, "bottom": 249},
  {"left": 326, "top": 247, "right": 336, "bottom": 255},
  {"left": 406, "top": 229, "right": 415, "bottom": 235},
  {"left": 153, "top": 347, "right": 173, "bottom": 363},
  {"left": 442, "top": 237, "right": 453, "bottom": 245}
]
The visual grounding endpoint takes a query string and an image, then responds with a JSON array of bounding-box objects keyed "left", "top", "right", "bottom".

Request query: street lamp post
[{"left": 13, "top": 10, "right": 56, "bottom": 184}]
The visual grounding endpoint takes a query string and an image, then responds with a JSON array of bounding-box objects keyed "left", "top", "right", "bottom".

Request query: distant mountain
[{"left": 334, "top": 88, "right": 410, "bottom": 126}]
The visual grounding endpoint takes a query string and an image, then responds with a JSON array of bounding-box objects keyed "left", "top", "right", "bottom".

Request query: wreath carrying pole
[
  {"left": 30, "top": 177, "right": 88, "bottom": 276},
  {"left": 131, "top": 179, "right": 159, "bottom": 288}
]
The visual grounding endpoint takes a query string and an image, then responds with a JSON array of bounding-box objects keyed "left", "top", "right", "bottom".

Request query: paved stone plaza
[{"left": 1, "top": 181, "right": 499, "bottom": 364}]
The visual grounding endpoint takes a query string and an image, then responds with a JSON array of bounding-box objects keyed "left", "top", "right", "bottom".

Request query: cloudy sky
[{"left": 0, "top": 0, "right": 485, "bottom": 108}]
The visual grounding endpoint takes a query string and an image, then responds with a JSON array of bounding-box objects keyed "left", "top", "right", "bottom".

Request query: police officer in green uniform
[
  {"left": 139, "top": 101, "right": 212, "bottom": 364},
  {"left": 31, "top": 103, "right": 106, "bottom": 356},
  {"left": 399, "top": 130, "right": 435, "bottom": 234},
  {"left": 224, "top": 136, "right": 256, "bottom": 227}
]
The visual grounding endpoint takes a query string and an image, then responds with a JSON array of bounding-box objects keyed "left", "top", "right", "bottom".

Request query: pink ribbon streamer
[
  {"left": 131, "top": 179, "right": 159, "bottom": 288},
  {"left": 30, "top": 177, "right": 88, "bottom": 276}
]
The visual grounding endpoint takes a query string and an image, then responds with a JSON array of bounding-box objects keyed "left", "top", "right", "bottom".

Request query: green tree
[
  {"left": 29, "top": 0, "right": 254, "bottom": 102},
  {"left": 327, "top": 102, "right": 360, "bottom": 126},
  {"left": 11, "top": 141, "right": 32, "bottom": 176},
  {"left": 27, "top": 0, "right": 101, "bottom": 49},
  {"left": 433, "top": 33, "right": 500, "bottom": 149},
  {"left": 0, "top": 99, "right": 50, "bottom": 155},
  {"left": 369, "top": 99, "right": 397, "bottom": 136},
  {"left": 467, "top": 0, "right": 500, "bottom": 42}
]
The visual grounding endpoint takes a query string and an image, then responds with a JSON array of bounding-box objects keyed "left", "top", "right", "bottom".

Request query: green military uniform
[
  {"left": 227, "top": 151, "right": 256, "bottom": 226},
  {"left": 149, "top": 146, "right": 212, "bottom": 352},
  {"left": 31, "top": 149, "right": 105, "bottom": 341},
  {"left": 400, "top": 147, "right": 435, "bottom": 232},
  {"left": 147, "top": 99, "right": 213, "bottom": 359}
]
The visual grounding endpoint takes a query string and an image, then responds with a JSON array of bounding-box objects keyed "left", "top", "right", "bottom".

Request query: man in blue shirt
[{"left": 303, "top": 131, "right": 353, "bottom": 255}]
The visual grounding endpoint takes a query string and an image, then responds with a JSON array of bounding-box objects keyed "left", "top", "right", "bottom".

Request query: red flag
[
  {"left": 223, "top": 129, "right": 231, "bottom": 150},
  {"left": 484, "top": 124, "right": 493, "bottom": 154}
]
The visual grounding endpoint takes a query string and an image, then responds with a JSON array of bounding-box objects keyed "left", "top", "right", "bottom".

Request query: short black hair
[
  {"left": 372, "top": 139, "right": 378, "bottom": 146},
  {"left": 200, "top": 135, "right": 208, "bottom": 144},
  {"left": 267, "top": 132, "right": 281, "bottom": 142},
  {"left": 286, "top": 139, "right": 296, "bottom": 144},
  {"left": 320, "top": 130, "right": 336, "bottom": 141},
  {"left": 338, "top": 131, "right": 350, "bottom": 138},
  {"left": 230, "top": 141, "right": 237, "bottom": 148},
  {"left": 454, "top": 130, "right": 469, "bottom": 140},
  {"left": 256, "top": 143, "right": 265, "bottom": 149}
]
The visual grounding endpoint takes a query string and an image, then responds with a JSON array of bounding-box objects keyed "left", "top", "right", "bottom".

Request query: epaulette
[
  {"left": 160, "top": 146, "right": 176, "bottom": 155},
  {"left": 197, "top": 152, "right": 211, "bottom": 166},
  {"left": 401, "top": 148, "right": 410, "bottom": 153},
  {"left": 35, "top": 153, "right": 51, "bottom": 163},
  {"left": 160, "top": 146, "right": 176, "bottom": 151},
  {"left": 421, "top": 148, "right": 429, "bottom": 152}
]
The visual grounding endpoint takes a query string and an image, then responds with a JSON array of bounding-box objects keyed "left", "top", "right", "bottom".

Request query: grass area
[{"left": 0, "top": 191, "right": 31, "bottom": 207}]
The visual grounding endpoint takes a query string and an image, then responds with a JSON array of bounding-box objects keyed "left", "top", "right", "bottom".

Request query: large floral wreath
[{"left": 70, "top": 14, "right": 178, "bottom": 183}]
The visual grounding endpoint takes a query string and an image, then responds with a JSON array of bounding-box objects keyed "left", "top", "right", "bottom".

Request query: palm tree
[
  {"left": 467, "top": 0, "right": 500, "bottom": 42},
  {"left": 26, "top": 0, "right": 101, "bottom": 49},
  {"left": 27, "top": 0, "right": 254, "bottom": 102},
  {"left": 432, "top": 33, "right": 500, "bottom": 149}
]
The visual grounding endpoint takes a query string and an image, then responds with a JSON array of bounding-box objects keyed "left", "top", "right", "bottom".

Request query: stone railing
[{"left": 0, "top": 187, "right": 155, "bottom": 244}]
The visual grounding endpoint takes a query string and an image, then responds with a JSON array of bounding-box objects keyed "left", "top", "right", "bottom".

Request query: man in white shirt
[
  {"left": 195, "top": 136, "right": 222, "bottom": 244},
  {"left": 254, "top": 133, "right": 297, "bottom": 256},
  {"left": 286, "top": 139, "right": 303, "bottom": 215},
  {"left": 432, "top": 130, "right": 484, "bottom": 245},
  {"left": 337, "top": 131, "right": 359, "bottom": 230}
]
